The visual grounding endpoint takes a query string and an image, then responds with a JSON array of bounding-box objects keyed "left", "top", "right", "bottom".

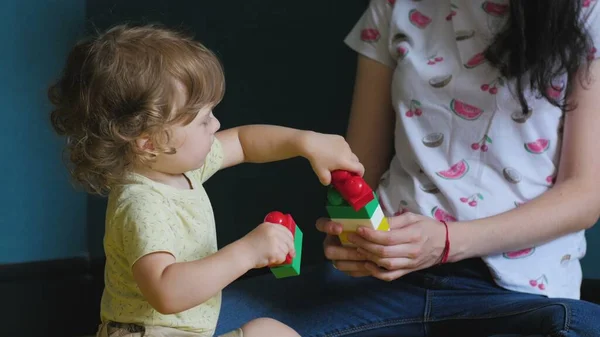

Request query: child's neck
[{"left": 133, "top": 166, "right": 193, "bottom": 190}]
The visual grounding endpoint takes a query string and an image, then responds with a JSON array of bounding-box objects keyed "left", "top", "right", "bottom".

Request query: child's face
[{"left": 152, "top": 106, "right": 221, "bottom": 175}]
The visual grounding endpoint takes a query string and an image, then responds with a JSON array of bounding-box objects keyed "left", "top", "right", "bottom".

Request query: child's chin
[{"left": 195, "top": 160, "right": 206, "bottom": 169}]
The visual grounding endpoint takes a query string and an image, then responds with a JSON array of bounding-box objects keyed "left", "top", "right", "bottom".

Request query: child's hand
[
  {"left": 301, "top": 132, "right": 365, "bottom": 185},
  {"left": 240, "top": 222, "right": 296, "bottom": 269}
]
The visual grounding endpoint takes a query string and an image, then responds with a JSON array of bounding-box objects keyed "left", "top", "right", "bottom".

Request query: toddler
[{"left": 48, "top": 24, "right": 363, "bottom": 337}]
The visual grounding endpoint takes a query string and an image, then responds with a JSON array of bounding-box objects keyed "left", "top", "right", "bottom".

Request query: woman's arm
[
  {"left": 345, "top": 54, "right": 396, "bottom": 187},
  {"left": 344, "top": 60, "right": 600, "bottom": 281},
  {"left": 450, "top": 60, "right": 600, "bottom": 261}
]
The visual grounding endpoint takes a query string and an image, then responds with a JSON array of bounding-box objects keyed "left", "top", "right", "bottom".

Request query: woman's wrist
[
  {"left": 445, "top": 221, "right": 474, "bottom": 263},
  {"left": 438, "top": 220, "right": 450, "bottom": 264}
]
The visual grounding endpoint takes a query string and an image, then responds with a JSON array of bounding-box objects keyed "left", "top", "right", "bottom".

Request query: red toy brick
[
  {"left": 330, "top": 170, "right": 375, "bottom": 211},
  {"left": 264, "top": 211, "right": 296, "bottom": 264}
]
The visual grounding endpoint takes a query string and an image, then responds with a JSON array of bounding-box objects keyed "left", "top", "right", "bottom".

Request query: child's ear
[{"left": 135, "top": 137, "right": 155, "bottom": 153}]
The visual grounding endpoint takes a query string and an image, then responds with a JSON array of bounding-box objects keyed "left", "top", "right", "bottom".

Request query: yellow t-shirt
[{"left": 100, "top": 139, "right": 224, "bottom": 334}]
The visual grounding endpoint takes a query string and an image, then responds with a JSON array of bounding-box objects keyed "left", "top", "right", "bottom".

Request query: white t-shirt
[{"left": 344, "top": 0, "right": 600, "bottom": 299}]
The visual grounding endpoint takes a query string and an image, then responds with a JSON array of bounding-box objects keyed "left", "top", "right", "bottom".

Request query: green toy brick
[
  {"left": 326, "top": 194, "right": 379, "bottom": 219},
  {"left": 270, "top": 224, "right": 303, "bottom": 278}
]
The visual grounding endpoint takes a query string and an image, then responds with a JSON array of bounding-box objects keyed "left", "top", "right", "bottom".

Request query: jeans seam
[
  {"left": 428, "top": 302, "right": 571, "bottom": 323},
  {"left": 322, "top": 317, "right": 423, "bottom": 337},
  {"left": 424, "top": 289, "right": 432, "bottom": 336},
  {"left": 555, "top": 302, "right": 571, "bottom": 336}
]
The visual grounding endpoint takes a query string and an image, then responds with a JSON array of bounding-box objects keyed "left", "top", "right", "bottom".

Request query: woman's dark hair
[{"left": 485, "top": 0, "right": 594, "bottom": 113}]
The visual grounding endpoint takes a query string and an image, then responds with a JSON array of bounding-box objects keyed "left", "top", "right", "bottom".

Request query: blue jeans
[{"left": 215, "top": 258, "right": 600, "bottom": 337}]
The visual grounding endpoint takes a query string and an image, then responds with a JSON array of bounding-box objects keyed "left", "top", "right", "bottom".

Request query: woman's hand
[
  {"left": 345, "top": 212, "right": 448, "bottom": 281},
  {"left": 315, "top": 218, "right": 372, "bottom": 277}
]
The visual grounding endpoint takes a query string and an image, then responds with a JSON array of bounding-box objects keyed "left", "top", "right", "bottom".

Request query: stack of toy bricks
[
  {"left": 326, "top": 170, "right": 389, "bottom": 246},
  {"left": 264, "top": 211, "right": 303, "bottom": 278}
]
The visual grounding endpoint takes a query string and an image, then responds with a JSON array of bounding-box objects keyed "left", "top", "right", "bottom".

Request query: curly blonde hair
[{"left": 49, "top": 24, "right": 225, "bottom": 195}]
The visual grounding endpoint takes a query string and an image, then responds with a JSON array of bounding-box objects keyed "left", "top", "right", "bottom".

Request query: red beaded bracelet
[{"left": 439, "top": 220, "right": 450, "bottom": 264}]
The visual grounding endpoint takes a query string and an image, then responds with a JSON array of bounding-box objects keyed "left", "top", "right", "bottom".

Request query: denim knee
[{"left": 550, "top": 300, "right": 600, "bottom": 337}]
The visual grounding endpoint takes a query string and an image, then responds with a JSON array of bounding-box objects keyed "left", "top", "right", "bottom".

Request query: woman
[{"left": 217, "top": 1, "right": 600, "bottom": 336}]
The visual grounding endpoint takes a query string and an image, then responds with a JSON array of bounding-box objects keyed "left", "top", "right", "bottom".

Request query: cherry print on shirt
[
  {"left": 431, "top": 206, "right": 457, "bottom": 222},
  {"left": 456, "top": 29, "right": 475, "bottom": 41},
  {"left": 446, "top": 3, "right": 458, "bottom": 20},
  {"left": 529, "top": 274, "right": 548, "bottom": 290},
  {"left": 560, "top": 254, "right": 571, "bottom": 266},
  {"left": 450, "top": 99, "right": 484, "bottom": 120},
  {"left": 546, "top": 174, "right": 556, "bottom": 185},
  {"left": 503, "top": 247, "right": 535, "bottom": 259},
  {"left": 408, "top": 9, "right": 432, "bottom": 29},
  {"left": 482, "top": 1, "right": 509, "bottom": 17},
  {"left": 524, "top": 138, "right": 550, "bottom": 154},
  {"left": 584, "top": 0, "right": 596, "bottom": 8},
  {"left": 471, "top": 135, "right": 492, "bottom": 152},
  {"left": 427, "top": 55, "right": 444, "bottom": 65},
  {"left": 405, "top": 99, "right": 423, "bottom": 117},
  {"left": 511, "top": 108, "right": 532, "bottom": 123},
  {"left": 460, "top": 193, "right": 483, "bottom": 207},
  {"left": 502, "top": 167, "right": 522, "bottom": 184},
  {"left": 422, "top": 132, "right": 444, "bottom": 148},
  {"left": 387, "top": 0, "right": 396, "bottom": 6},
  {"left": 481, "top": 77, "right": 504, "bottom": 95},
  {"left": 436, "top": 159, "right": 469, "bottom": 180},
  {"left": 360, "top": 28, "right": 380, "bottom": 42},
  {"left": 464, "top": 52, "right": 486, "bottom": 68}
]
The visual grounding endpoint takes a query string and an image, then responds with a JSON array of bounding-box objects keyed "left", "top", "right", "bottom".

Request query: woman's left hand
[{"left": 345, "top": 212, "right": 448, "bottom": 281}]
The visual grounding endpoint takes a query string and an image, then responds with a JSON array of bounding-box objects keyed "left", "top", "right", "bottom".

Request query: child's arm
[
  {"left": 216, "top": 125, "right": 364, "bottom": 185},
  {"left": 132, "top": 221, "right": 294, "bottom": 315}
]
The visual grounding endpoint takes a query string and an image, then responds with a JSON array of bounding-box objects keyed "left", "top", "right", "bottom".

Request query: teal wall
[{"left": 0, "top": 1, "right": 87, "bottom": 263}]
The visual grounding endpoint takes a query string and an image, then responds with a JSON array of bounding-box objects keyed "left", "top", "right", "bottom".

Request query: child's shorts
[{"left": 96, "top": 321, "right": 242, "bottom": 337}]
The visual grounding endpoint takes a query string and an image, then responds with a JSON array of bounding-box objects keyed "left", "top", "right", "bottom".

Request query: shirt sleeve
[
  {"left": 584, "top": 1, "right": 600, "bottom": 60},
  {"left": 344, "top": 0, "right": 395, "bottom": 68},
  {"left": 117, "top": 193, "right": 180, "bottom": 267},
  {"left": 188, "top": 137, "right": 224, "bottom": 184}
]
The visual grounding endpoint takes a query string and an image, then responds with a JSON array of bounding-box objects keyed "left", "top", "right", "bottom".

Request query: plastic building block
[
  {"left": 326, "top": 188, "right": 379, "bottom": 219},
  {"left": 338, "top": 214, "right": 390, "bottom": 247},
  {"left": 264, "top": 211, "right": 295, "bottom": 264},
  {"left": 325, "top": 170, "right": 389, "bottom": 247},
  {"left": 270, "top": 224, "right": 303, "bottom": 278},
  {"left": 264, "top": 211, "right": 302, "bottom": 278},
  {"left": 331, "top": 203, "right": 385, "bottom": 232},
  {"left": 330, "top": 170, "right": 375, "bottom": 211}
]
